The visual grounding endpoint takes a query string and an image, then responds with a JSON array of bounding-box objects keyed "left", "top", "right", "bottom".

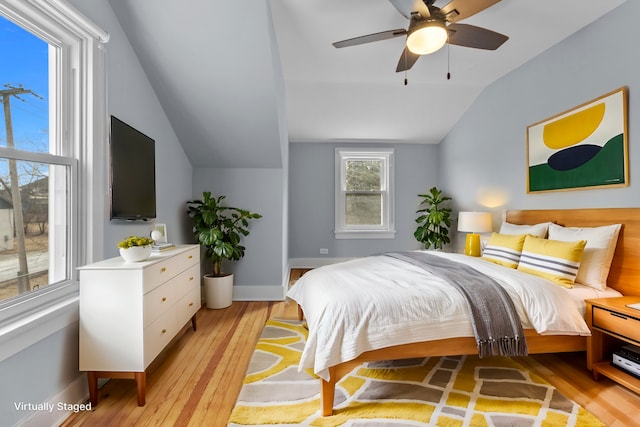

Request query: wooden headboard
[{"left": 505, "top": 208, "right": 640, "bottom": 297}]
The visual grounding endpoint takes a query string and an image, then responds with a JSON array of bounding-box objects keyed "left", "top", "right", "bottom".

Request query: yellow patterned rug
[{"left": 228, "top": 319, "right": 603, "bottom": 426}]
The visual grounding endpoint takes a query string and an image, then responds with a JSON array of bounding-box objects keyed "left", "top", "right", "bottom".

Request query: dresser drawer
[
  {"left": 144, "top": 279, "right": 181, "bottom": 327},
  {"left": 179, "top": 246, "right": 200, "bottom": 268},
  {"left": 175, "top": 264, "right": 200, "bottom": 295},
  {"left": 178, "top": 287, "right": 201, "bottom": 327},
  {"left": 143, "top": 256, "right": 181, "bottom": 293},
  {"left": 144, "top": 304, "right": 178, "bottom": 368},
  {"left": 592, "top": 306, "right": 640, "bottom": 343}
]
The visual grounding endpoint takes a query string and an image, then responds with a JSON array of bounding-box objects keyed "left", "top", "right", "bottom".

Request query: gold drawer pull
[
  {"left": 188, "top": 255, "right": 193, "bottom": 259},
  {"left": 161, "top": 329, "right": 167, "bottom": 334},
  {"left": 189, "top": 302, "right": 194, "bottom": 307},
  {"left": 161, "top": 297, "right": 167, "bottom": 302},
  {"left": 189, "top": 276, "right": 194, "bottom": 281},
  {"left": 160, "top": 267, "right": 167, "bottom": 273}
]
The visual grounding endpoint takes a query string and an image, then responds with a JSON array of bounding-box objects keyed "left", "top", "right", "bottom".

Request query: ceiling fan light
[{"left": 406, "top": 20, "right": 447, "bottom": 55}]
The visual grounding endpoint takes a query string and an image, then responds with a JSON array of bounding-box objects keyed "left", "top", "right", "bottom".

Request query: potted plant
[
  {"left": 186, "top": 192, "right": 261, "bottom": 309},
  {"left": 414, "top": 187, "right": 452, "bottom": 250},
  {"left": 118, "top": 236, "right": 155, "bottom": 263}
]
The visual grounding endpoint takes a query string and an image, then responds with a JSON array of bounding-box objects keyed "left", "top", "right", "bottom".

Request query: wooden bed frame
[{"left": 307, "top": 208, "right": 640, "bottom": 416}]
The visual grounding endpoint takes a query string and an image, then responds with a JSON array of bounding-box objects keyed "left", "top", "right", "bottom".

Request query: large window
[
  {"left": 0, "top": 16, "right": 66, "bottom": 303},
  {"left": 335, "top": 148, "right": 395, "bottom": 239},
  {"left": 0, "top": 0, "right": 108, "bottom": 359}
]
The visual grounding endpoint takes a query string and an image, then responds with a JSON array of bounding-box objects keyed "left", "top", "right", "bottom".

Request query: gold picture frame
[{"left": 526, "top": 87, "right": 628, "bottom": 193}]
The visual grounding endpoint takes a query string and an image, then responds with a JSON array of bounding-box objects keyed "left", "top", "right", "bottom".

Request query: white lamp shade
[{"left": 457, "top": 211, "right": 492, "bottom": 233}]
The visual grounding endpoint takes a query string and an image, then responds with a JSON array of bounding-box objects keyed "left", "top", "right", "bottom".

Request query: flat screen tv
[{"left": 109, "top": 116, "right": 156, "bottom": 221}]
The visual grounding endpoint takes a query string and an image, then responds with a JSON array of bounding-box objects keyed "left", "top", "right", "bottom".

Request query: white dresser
[{"left": 78, "top": 244, "right": 201, "bottom": 406}]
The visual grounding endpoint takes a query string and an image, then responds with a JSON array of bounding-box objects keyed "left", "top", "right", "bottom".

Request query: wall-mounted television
[{"left": 109, "top": 116, "right": 156, "bottom": 221}]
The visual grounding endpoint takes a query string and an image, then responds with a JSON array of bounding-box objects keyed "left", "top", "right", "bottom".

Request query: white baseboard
[
  {"left": 289, "top": 257, "right": 352, "bottom": 268},
  {"left": 17, "top": 373, "right": 89, "bottom": 427}
]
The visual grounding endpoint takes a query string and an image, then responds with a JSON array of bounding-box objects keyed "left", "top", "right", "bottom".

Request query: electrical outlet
[{"left": 320, "top": 248, "right": 329, "bottom": 255}]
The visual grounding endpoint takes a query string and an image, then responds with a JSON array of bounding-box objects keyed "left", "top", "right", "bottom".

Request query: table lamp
[{"left": 458, "top": 212, "right": 492, "bottom": 257}]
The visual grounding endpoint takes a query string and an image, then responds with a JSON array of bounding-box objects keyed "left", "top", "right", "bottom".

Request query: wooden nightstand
[{"left": 585, "top": 297, "right": 640, "bottom": 394}]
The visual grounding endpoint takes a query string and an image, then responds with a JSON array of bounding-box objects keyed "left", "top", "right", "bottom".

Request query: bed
[{"left": 287, "top": 208, "right": 640, "bottom": 416}]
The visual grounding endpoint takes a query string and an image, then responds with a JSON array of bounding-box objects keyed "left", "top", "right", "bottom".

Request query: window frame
[
  {"left": 0, "top": 0, "right": 108, "bottom": 362},
  {"left": 335, "top": 148, "right": 395, "bottom": 239}
]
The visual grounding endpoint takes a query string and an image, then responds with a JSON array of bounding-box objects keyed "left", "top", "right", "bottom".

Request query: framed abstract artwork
[{"left": 526, "top": 87, "right": 628, "bottom": 193}]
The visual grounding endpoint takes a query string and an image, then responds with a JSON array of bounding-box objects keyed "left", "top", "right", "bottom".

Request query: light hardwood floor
[{"left": 63, "top": 269, "right": 639, "bottom": 427}]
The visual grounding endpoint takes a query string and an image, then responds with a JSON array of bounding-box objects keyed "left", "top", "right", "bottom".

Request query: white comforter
[{"left": 286, "top": 251, "right": 591, "bottom": 380}]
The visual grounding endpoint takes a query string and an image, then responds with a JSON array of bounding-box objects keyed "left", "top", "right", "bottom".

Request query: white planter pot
[
  {"left": 119, "top": 245, "right": 152, "bottom": 263},
  {"left": 204, "top": 273, "right": 233, "bottom": 309}
]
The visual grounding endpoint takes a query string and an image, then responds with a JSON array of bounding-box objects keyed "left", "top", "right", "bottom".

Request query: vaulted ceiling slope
[
  {"left": 110, "top": 0, "right": 626, "bottom": 168},
  {"left": 108, "top": 0, "right": 285, "bottom": 168}
]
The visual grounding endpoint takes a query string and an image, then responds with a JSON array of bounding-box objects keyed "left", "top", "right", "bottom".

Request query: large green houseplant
[
  {"left": 187, "top": 192, "right": 262, "bottom": 276},
  {"left": 414, "top": 186, "right": 452, "bottom": 250},
  {"left": 187, "top": 192, "right": 261, "bottom": 309}
]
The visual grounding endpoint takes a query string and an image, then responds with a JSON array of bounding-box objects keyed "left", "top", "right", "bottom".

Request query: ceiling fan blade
[
  {"left": 333, "top": 29, "right": 407, "bottom": 48},
  {"left": 396, "top": 47, "right": 420, "bottom": 72},
  {"left": 446, "top": 23, "right": 508, "bottom": 50},
  {"left": 440, "top": 0, "right": 501, "bottom": 23},
  {"left": 388, "top": 0, "right": 430, "bottom": 20}
]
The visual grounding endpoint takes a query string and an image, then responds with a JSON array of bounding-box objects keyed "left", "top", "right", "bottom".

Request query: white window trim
[
  {"left": 0, "top": 0, "right": 109, "bottom": 362},
  {"left": 335, "top": 148, "right": 395, "bottom": 239}
]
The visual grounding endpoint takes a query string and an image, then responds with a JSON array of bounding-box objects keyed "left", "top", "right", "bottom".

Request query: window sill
[
  {"left": 334, "top": 230, "right": 396, "bottom": 239},
  {"left": 0, "top": 282, "right": 79, "bottom": 363}
]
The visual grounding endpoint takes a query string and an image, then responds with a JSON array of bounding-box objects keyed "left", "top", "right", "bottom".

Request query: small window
[{"left": 335, "top": 148, "right": 395, "bottom": 239}]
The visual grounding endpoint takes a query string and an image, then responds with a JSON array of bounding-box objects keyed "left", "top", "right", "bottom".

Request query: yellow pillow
[
  {"left": 482, "top": 233, "right": 527, "bottom": 268},
  {"left": 517, "top": 235, "right": 587, "bottom": 288}
]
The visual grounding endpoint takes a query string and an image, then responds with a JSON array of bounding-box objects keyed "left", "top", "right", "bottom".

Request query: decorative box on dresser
[
  {"left": 585, "top": 296, "right": 640, "bottom": 395},
  {"left": 78, "top": 244, "right": 201, "bottom": 406}
]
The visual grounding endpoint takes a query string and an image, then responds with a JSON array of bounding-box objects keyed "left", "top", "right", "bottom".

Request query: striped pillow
[
  {"left": 482, "top": 233, "right": 527, "bottom": 268},
  {"left": 517, "top": 236, "right": 587, "bottom": 288}
]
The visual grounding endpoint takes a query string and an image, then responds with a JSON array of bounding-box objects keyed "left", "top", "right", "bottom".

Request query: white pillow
[
  {"left": 499, "top": 221, "right": 551, "bottom": 238},
  {"left": 547, "top": 223, "right": 622, "bottom": 290}
]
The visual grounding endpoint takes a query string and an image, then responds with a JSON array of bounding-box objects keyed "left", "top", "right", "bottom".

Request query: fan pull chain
[
  {"left": 404, "top": 51, "right": 408, "bottom": 85},
  {"left": 447, "top": 44, "right": 451, "bottom": 80}
]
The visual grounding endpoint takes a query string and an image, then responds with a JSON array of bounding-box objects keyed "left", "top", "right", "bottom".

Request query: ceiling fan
[{"left": 332, "top": 0, "right": 509, "bottom": 72}]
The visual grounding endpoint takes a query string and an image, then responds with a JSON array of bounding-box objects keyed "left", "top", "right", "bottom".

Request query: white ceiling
[{"left": 109, "top": 0, "right": 626, "bottom": 167}]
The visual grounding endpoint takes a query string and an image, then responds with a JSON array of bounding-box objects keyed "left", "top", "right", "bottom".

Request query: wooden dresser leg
[
  {"left": 191, "top": 314, "right": 197, "bottom": 331},
  {"left": 297, "top": 305, "right": 304, "bottom": 321},
  {"left": 87, "top": 372, "right": 99, "bottom": 406},
  {"left": 135, "top": 372, "right": 146, "bottom": 406}
]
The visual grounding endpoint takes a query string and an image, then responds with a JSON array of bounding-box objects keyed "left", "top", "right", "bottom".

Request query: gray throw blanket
[{"left": 384, "top": 251, "right": 528, "bottom": 358}]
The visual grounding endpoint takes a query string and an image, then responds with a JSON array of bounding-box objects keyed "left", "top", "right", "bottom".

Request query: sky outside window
[
  {"left": 0, "top": 16, "right": 51, "bottom": 301},
  {"left": 0, "top": 16, "right": 48, "bottom": 153}
]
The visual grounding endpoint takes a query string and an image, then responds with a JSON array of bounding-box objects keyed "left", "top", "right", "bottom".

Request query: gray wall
[
  {"left": 191, "top": 4, "right": 289, "bottom": 300},
  {"left": 440, "top": 1, "right": 639, "bottom": 235},
  {"left": 190, "top": 6, "right": 289, "bottom": 297},
  {"left": 289, "top": 142, "right": 440, "bottom": 259},
  {"left": 0, "top": 327, "right": 80, "bottom": 426},
  {"left": 1, "top": 0, "right": 193, "bottom": 424},
  {"left": 192, "top": 168, "right": 285, "bottom": 291},
  {"left": 97, "top": 10, "right": 193, "bottom": 257}
]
